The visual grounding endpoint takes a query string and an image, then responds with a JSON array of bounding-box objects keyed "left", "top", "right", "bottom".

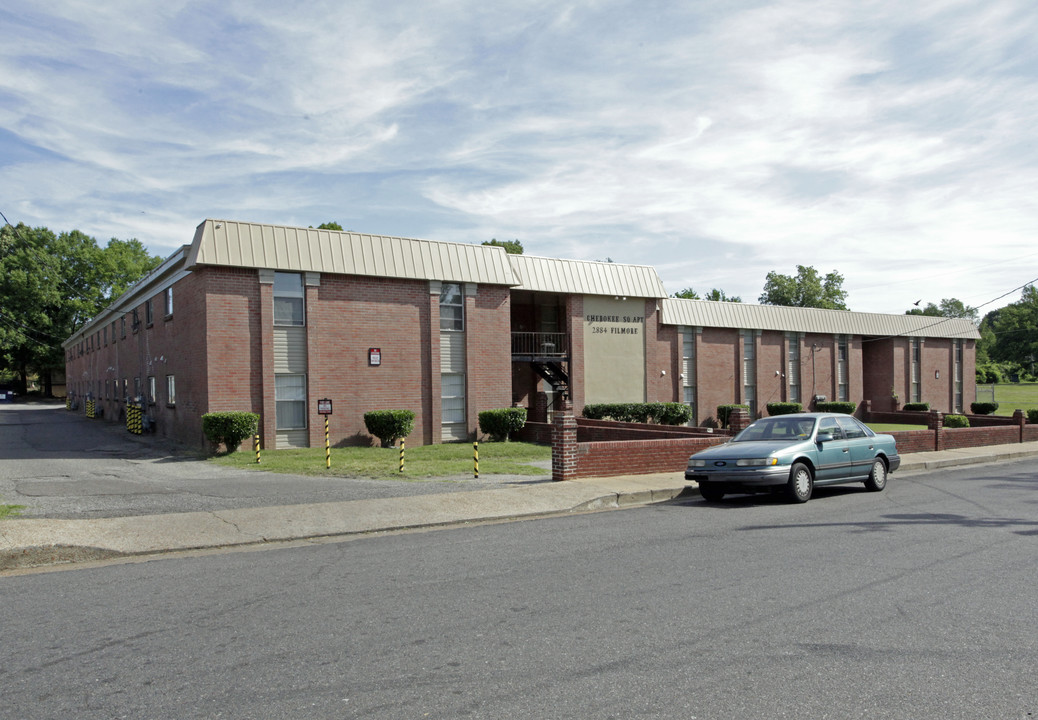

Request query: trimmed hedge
[
  {"left": 815, "top": 401, "right": 856, "bottom": 414},
  {"left": 478, "top": 407, "right": 528, "bottom": 441},
  {"left": 202, "top": 411, "right": 259, "bottom": 453},
  {"left": 766, "top": 402, "right": 803, "bottom": 416},
  {"left": 364, "top": 409, "right": 416, "bottom": 447},
  {"left": 716, "top": 404, "right": 751, "bottom": 428},
  {"left": 903, "top": 402, "right": 930, "bottom": 412},
  {"left": 970, "top": 401, "right": 999, "bottom": 415},
  {"left": 581, "top": 402, "right": 693, "bottom": 425},
  {"left": 944, "top": 414, "right": 970, "bottom": 428},
  {"left": 1028, "top": 409, "right": 1038, "bottom": 424}
]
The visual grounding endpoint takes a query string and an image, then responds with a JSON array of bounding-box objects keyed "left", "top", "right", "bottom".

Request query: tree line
[{"left": 0, "top": 223, "right": 163, "bottom": 395}]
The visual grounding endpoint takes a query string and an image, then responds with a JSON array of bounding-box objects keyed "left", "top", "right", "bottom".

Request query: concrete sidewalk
[{"left": 3, "top": 442, "right": 1038, "bottom": 571}]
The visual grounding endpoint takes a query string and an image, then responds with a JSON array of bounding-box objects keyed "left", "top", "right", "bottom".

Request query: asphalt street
[{"left": 2, "top": 457, "right": 1036, "bottom": 719}]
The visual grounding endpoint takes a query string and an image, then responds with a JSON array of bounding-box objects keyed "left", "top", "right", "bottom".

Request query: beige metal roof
[
  {"left": 508, "top": 254, "right": 668, "bottom": 298},
  {"left": 661, "top": 298, "right": 981, "bottom": 340},
  {"left": 185, "top": 219, "right": 519, "bottom": 286}
]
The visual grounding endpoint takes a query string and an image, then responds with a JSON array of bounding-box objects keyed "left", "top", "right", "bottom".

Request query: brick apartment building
[{"left": 64, "top": 219, "right": 980, "bottom": 450}]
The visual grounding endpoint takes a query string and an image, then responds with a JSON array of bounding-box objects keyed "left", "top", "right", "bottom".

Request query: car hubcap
[
  {"left": 795, "top": 470, "right": 810, "bottom": 496},
  {"left": 873, "top": 462, "right": 885, "bottom": 486}
]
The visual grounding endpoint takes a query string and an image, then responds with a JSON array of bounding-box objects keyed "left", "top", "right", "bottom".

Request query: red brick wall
[
  {"left": 304, "top": 274, "right": 432, "bottom": 446},
  {"left": 466, "top": 285, "right": 514, "bottom": 438},
  {"left": 697, "top": 327, "right": 740, "bottom": 425},
  {"left": 568, "top": 437, "right": 728, "bottom": 478}
]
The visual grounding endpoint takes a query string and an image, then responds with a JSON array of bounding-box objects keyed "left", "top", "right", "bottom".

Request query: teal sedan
[{"left": 685, "top": 413, "right": 900, "bottom": 503}]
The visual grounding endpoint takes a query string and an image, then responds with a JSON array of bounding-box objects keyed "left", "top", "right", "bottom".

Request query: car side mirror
[{"left": 816, "top": 431, "right": 834, "bottom": 443}]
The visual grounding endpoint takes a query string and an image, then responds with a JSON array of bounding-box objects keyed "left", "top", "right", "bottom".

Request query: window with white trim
[
  {"left": 742, "top": 331, "right": 756, "bottom": 415},
  {"left": 166, "top": 375, "right": 176, "bottom": 406},
  {"left": 439, "top": 283, "right": 464, "bottom": 331},
  {"left": 441, "top": 373, "right": 466, "bottom": 426},
  {"left": 787, "top": 334, "right": 801, "bottom": 404},
  {"left": 911, "top": 338, "right": 921, "bottom": 403},
  {"left": 682, "top": 329, "right": 697, "bottom": 424},
  {"left": 837, "top": 336, "right": 848, "bottom": 402},
  {"left": 273, "top": 272, "right": 305, "bottom": 326},
  {"left": 275, "top": 374, "right": 307, "bottom": 429}
]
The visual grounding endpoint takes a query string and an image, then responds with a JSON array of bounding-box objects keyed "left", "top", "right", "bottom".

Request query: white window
[
  {"left": 275, "top": 374, "right": 307, "bottom": 429},
  {"left": 954, "top": 340, "right": 963, "bottom": 412},
  {"left": 787, "top": 334, "right": 801, "bottom": 404},
  {"left": 742, "top": 331, "right": 756, "bottom": 415},
  {"left": 274, "top": 272, "right": 305, "bottom": 326},
  {"left": 837, "top": 336, "right": 848, "bottom": 402},
  {"left": 165, "top": 287, "right": 173, "bottom": 317},
  {"left": 682, "top": 329, "right": 697, "bottom": 424},
  {"left": 147, "top": 376, "right": 156, "bottom": 405},
  {"left": 439, "top": 283, "right": 463, "bottom": 331},
  {"left": 166, "top": 375, "right": 176, "bottom": 406},
  {"left": 441, "top": 373, "right": 466, "bottom": 425},
  {"left": 911, "top": 338, "right": 921, "bottom": 403}
]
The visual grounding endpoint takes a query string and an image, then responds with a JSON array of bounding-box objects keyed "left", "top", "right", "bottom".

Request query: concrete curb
[
  {"left": 4, "top": 443, "right": 1037, "bottom": 571},
  {"left": 0, "top": 479, "right": 696, "bottom": 571}
]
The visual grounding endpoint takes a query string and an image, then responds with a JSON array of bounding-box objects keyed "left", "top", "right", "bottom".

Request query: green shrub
[
  {"left": 944, "top": 414, "right": 970, "bottom": 428},
  {"left": 1027, "top": 409, "right": 1038, "bottom": 424},
  {"left": 717, "top": 404, "right": 751, "bottom": 428},
  {"left": 364, "top": 409, "right": 416, "bottom": 447},
  {"left": 815, "top": 401, "right": 856, "bottom": 414},
  {"left": 581, "top": 402, "right": 693, "bottom": 425},
  {"left": 766, "top": 402, "right": 803, "bottom": 416},
  {"left": 655, "top": 403, "right": 694, "bottom": 425},
  {"left": 969, "top": 402, "right": 999, "bottom": 415},
  {"left": 902, "top": 402, "right": 930, "bottom": 412},
  {"left": 478, "top": 407, "right": 528, "bottom": 441},
  {"left": 202, "top": 411, "right": 259, "bottom": 453}
]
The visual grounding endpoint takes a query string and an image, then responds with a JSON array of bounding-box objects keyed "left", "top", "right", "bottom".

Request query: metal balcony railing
[{"left": 511, "top": 332, "right": 568, "bottom": 358}]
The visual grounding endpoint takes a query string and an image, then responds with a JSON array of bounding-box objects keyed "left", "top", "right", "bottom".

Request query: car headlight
[
  {"left": 689, "top": 459, "right": 707, "bottom": 468},
  {"left": 735, "top": 457, "right": 778, "bottom": 467}
]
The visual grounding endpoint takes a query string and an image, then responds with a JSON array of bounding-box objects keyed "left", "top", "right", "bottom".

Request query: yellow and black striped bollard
[
  {"left": 325, "top": 416, "right": 330, "bottom": 469},
  {"left": 399, "top": 438, "right": 405, "bottom": 473},
  {"left": 474, "top": 441, "right": 479, "bottom": 478},
  {"left": 254, "top": 433, "right": 261, "bottom": 464}
]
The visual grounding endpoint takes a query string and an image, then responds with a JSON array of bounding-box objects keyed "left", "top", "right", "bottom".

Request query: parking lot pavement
[{"left": 0, "top": 403, "right": 551, "bottom": 520}]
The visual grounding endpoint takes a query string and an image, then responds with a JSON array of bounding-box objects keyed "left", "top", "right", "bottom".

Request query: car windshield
[{"left": 734, "top": 417, "right": 816, "bottom": 442}]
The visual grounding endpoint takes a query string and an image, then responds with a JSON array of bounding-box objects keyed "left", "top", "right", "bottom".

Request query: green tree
[
  {"left": 672, "top": 287, "right": 742, "bottom": 302},
  {"left": 906, "top": 298, "right": 979, "bottom": 324},
  {"left": 0, "top": 223, "right": 162, "bottom": 395},
  {"left": 703, "top": 288, "right": 742, "bottom": 302},
  {"left": 483, "top": 238, "right": 523, "bottom": 254},
  {"left": 987, "top": 285, "right": 1038, "bottom": 374},
  {"left": 314, "top": 222, "right": 344, "bottom": 231},
  {"left": 759, "top": 265, "right": 848, "bottom": 310}
]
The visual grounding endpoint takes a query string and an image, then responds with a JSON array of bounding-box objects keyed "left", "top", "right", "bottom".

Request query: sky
[{"left": 2, "top": 0, "right": 1037, "bottom": 316}]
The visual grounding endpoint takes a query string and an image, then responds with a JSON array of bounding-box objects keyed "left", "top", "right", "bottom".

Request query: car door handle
[{"left": 842, "top": 448, "right": 849, "bottom": 453}]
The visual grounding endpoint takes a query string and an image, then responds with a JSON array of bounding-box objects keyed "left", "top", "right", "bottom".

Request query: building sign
[
  {"left": 369, "top": 348, "right": 381, "bottom": 366},
  {"left": 318, "top": 398, "right": 333, "bottom": 415},
  {"left": 583, "top": 297, "right": 646, "bottom": 403}
]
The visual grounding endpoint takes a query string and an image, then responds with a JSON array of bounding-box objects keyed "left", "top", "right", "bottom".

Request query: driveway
[{"left": 0, "top": 403, "right": 549, "bottom": 519}]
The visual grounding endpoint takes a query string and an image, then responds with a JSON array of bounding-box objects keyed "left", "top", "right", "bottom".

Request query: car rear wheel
[
  {"left": 786, "top": 462, "right": 813, "bottom": 503},
  {"left": 698, "top": 482, "right": 725, "bottom": 502},
  {"left": 864, "top": 458, "right": 887, "bottom": 492}
]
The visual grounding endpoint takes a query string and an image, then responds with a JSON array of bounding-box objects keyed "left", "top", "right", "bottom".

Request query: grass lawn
[
  {"left": 867, "top": 423, "right": 927, "bottom": 432},
  {"left": 210, "top": 440, "right": 551, "bottom": 479},
  {"left": 985, "top": 382, "right": 1038, "bottom": 416}
]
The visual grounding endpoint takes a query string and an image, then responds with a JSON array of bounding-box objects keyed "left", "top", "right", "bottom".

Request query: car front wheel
[
  {"left": 864, "top": 458, "right": 887, "bottom": 492},
  {"left": 698, "top": 482, "right": 725, "bottom": 502},
  {"left": 786, "top": 462, "right": 813, "bottom": 503}
]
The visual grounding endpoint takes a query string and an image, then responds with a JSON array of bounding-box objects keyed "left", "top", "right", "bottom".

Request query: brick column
[
  {"left": 1014, "top": 409, "right": 1026, "bottom": 443},
  {"left": 729, "top": 407, "right": 751, "bottom": 433},
  {"left": 552, "top": 399, "right": 578, "bottom": 482},
  {"left": 929, "top": 411, "right": 944, "bottom": 451}
]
